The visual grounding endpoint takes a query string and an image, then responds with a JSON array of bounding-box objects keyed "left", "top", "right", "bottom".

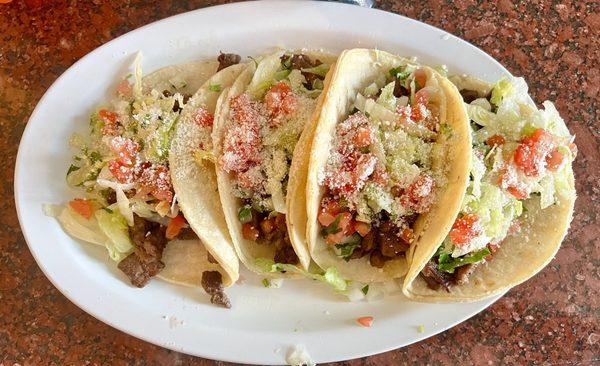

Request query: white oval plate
[{"left": 15, "top": 1, "right": 509, "bottom": 364}]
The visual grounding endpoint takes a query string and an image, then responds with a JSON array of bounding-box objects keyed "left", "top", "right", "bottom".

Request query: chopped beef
[
  {"left": 201, "top": 270, "right": 231, "bottom": 308},
  {"left": 459, "top": 89, "right": 480, "bottom": 104},
  {"left": 393, "top": 80, "right": 410, "bottom": 98},
  {"left": 360, "top": 230, "right": 377, "bottom": 252},
  {"left": 454, "top": 263, "right": 477, "bottom": 285},
  {"left": 118, "top": 254, "right": 165, "bottom": 288},
  {"left": 242, "top": 204, "right": 299, "bottom": 265},
  {"left": 378, "top": 221, "right": 410, "bottom": 257},
  {"left": 281, "top": 53, "right": 315, "bottom": 70},
  {"left": 162, "top": 90, "right": 191, "bottom": 112},
  {"left": 280, "top": 53, "right": 325, "bottom": 90},
  {"left": 176, "top": 227, "right": 198, "bottom": 240},
  {"left": 369, "top": 249, "right": 388, "bottom": 268},
  {"left": 117, "top": 215, "right": 168, "bottom": 288},
  {"left": 217, "top": 52, "right": 241, "bottom": 71},
  {"left": 420, "top": 259, "right": 451, "bottom": 291},
  {"left": 105, "top": 190, "right": 117, "bottom": 205}
]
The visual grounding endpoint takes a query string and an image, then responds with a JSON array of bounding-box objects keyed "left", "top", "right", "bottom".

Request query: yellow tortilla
[
  {"left": 306, "top": 49, "right": 472, "bottom": 283},
  {"left": 167, "top": 63, "right": 246, "bottom": 287},
  {"left": 213, "top": 50, "right": 336, "bottom": 275}
]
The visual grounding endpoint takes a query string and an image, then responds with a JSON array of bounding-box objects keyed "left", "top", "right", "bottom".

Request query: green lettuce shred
[{"left": 255, "top": 258, "right": 348, "bottom": 292}]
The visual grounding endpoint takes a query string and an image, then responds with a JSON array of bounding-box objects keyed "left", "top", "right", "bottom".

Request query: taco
[
  {"left": 306, "top": 49, "right": 471, "bottom": 283},
  {"left": 51, "top": 54, "right": 243, "bottom": 307},
  {"left": 169, "top": 62, "right": 246, "bottom": 289},
  {"left": 213, "top": 50, "right": 336, "bottom": 274},
  {"left": 402, "top": 76, "right": 577, "bottom": 301}
]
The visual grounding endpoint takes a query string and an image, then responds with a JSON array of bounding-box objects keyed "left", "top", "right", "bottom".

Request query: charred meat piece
[
  {"left": 393, "top": 80, "right": 410, "bottom": 98},
  {"left": 207, "top": 251, "right": 219, "bottom": 264},
  {"left": 117, "top": 254, "right": 165, "bottom": 288},
  {"left": 459, "top": 89, "right": 480, "bottom": 104},
  {"left": 420, "top": 259, "right": 452, "bottom": 291},
  {"left": 217, "top": 52, "right": 241, "bottom": 71},
  {"left": 274, "top": 242, "right": 299, "bottom": 265},
  {"left": 176, "top": 227, "right": 199, "bottom": 240},
  {"left": 377, "top": 221, "right": 410, "bottom": 258},
  {"left": 369, "top": 249, "right": 388, "bottom": 268},
  {"left": 117, "top": 215, "right": 168, "bottom": 288},
  {"left": 201, "top": 270, "right": 231, "bottom": 308},
  {"left": 162, "top": 90, "right": 191, "bottom": 112},
  {"left": 454, "top": 263, "right": 477, "bottom": 285},
  {"left": 281, "top": 53, "right": 315, "bottom": 70}
]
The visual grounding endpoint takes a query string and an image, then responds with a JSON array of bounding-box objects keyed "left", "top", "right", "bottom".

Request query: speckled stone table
[{"left": 1, "top": 1, "right": 598, "bottom": 364}]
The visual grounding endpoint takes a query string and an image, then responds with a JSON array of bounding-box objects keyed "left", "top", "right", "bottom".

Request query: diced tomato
[
  {"left": 260, "top": 218, "right": 275, "bottom": 235},
  {"left": 414, "top": 69, "right": 427, "bottom": 89},
  {"left": 69, "top": 199, "right": 94, "bottom": 219},
  {"left": 318, "top": 211, "right": 337, "bottom": 227},
  {"left": 265, "top": 81, "right": 296, "bottom": 121},
  {"left": 405, "top": 174, "right": 434, "bottom": 213},
  {"left": 166, "top": 215, "right": 186, "bottom": 240},
  {"left": 99, "top": 109, "right": 119, "bottom": 136},
  {"left": 449, "top": 214, "right": 483, "bottom": 247},
  {"left": 513, "top": 141, "right": 539, "bottom": 177},
  {"left": 356, "top": 316, "right": 374, "bottom": 328},
  {"left": 354, "top": 127, "right": 372, "bottom": 148},
  {"left": 108, "top": 160, "right": 135, "bottom": 184},
  {"left": 326, "top": 230, "right": 345, "bottom": 245},
  {"left": 109, "top": 137, "right": 139, "bottom": 166},
  {"left": 486, "top": 134, "right": 506, "bottom": 147},
  {"left": 242, "top": 223, "right": 260, "bottom": 241},
  {"left": 372, "top": 165, "right": 389, "bottom": 186},
  {"left": 545, "top": 148, "right": 564, "bottom": 171},
  {"left": 399, "top": 227, "right": 414, "bottom": 243},
  {"left": 322, "top": 199, "right": 343, "bottom": 217},
  {"left": 354, "top": 221, "right": 371, "bottom": 237},
  {"left": 192, "top": 107, "right": 214, "bottom": 127},
  {"left": 507, "top": 185, "right": 528, "bottom": 200},
  {"left": 337, "top": 212, "right": 353, "bottom": 234},
  {"left": 410, "top": 89, "right": 430, "bottom": 122},
  {"left": 139, "top": 165, "right": 174, "bottom": 203},
  {"left": 116, "top": 80, "right": 132, "bottom": 98}
]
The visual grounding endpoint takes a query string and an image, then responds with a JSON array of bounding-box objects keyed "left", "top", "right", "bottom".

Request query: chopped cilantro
[
  {"left": 209, "top": 84, "right": 221, "bottom": 92},
  {"left": 262, "top": 278, "right": 270, "bottom": 287},
  {"left": 437, "top": 247, "right": 491, "bottom": 273},
  {"left": 321, "top": 214, "right": 343, "bottom": 236},
  {"left": 103, "top": 207, "right": 113, "bottom": 214},
  {"left": 66, "top": 164, "right": 80, "bottom": 176},
  {"left": 361, "top": 285, "right": 369, "bottom": 295},
  {"left": 389, "top": 65, "right": 411, "bottom": 80},
  {"left": 335, "top": 234, "right": 362, "bottom": 261},
  {"left": 238, "top": 205, "right": 253, "bottom": 224},
  {"left": 417, "top": 325, "right": 425, "bottom": 333}
]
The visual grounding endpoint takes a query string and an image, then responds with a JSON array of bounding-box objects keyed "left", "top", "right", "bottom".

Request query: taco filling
[
  {"left": 219, "top": 53, "right": 330, "bottom": 265},
  {"left": 420, "top": 77, "right": 577, "bottom": 290},
  {"left": 318, "top": 65, "right": 445, "bottom": 268}
]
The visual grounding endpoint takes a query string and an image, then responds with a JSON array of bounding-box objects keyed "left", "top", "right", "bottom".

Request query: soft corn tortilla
[
  {"left": 167, "top": 63, "right": 246, "bottom": 287},
  {"left": 213, "top": 50, "right": 336, "bottom": 275},
  {"left": 306, "top": 49, "right": 472, "bottom": 283},
  {"left": 402, "top": 80, "right": 576, "bottom": 302}
]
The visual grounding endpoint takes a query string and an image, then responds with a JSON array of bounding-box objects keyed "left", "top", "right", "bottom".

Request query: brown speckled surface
[{"left": 1, "top": 0, "right": 598, "bottom": 364}]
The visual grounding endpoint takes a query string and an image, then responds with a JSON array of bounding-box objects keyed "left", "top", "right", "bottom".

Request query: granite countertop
[{"left": 1, "top": 0, "right": 598, "bottom": 364}]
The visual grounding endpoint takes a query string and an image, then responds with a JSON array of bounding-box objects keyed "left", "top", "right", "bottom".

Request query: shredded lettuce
[
  {"left": 95, "top": 209, "right": 134, "bottom": 261},
  {"left": 490, "top": 78, "right": 513, "bottom": 106},
  {"left": 376, "top": 81, "right": 397, "bottom": 111},
  {"left": 255, "top": 258, "right": 348, "bottom": 292},
  {"left": 301, "top": 63, "right": 329, "bottom": 77}
]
